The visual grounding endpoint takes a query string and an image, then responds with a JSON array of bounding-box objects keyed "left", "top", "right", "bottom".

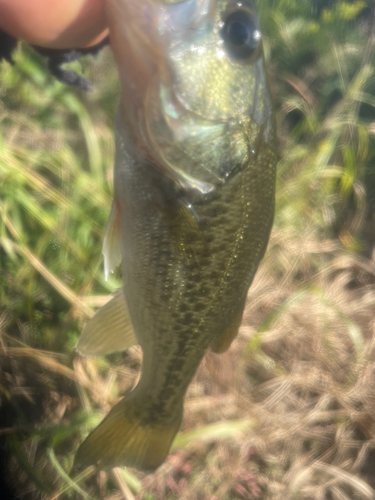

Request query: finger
[{"left": 0, "top": 0, "right": 108, "bottom": 49}]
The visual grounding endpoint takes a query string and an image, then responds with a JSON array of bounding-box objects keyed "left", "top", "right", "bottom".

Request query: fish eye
[{"left": 221, "top": 11, "right": 261, "bottom": 60}]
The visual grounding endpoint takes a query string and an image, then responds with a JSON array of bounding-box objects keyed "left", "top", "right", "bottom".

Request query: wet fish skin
[{"left": 75, "top": 0, "right": 277, "bottom": 472}]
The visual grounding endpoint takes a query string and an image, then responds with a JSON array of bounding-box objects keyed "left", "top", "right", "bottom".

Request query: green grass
[{"left": 1, "top": 1, "right": 375, "bottom": 499}]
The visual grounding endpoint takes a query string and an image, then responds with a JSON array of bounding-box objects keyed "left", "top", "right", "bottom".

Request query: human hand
[{"left": 0, "top": 0, "right": 108, "bottom": 49}]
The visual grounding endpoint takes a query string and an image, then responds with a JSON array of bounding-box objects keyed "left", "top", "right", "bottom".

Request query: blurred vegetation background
[{"left": 1, "top": 0, "right": 375, "bottom": 498}]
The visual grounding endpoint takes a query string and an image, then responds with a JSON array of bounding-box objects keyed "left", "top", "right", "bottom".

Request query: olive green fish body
[
  {"left": 115, "top": 110, "right": 276, "bottom": 422},
  {"left": 75, "top": 0, "right": 277, "bottom": 471}
]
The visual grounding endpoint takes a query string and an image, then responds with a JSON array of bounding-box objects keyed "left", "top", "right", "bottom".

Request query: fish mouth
[
  {"left": 157, "top": 0, "right": 216, "bottom": 37},
  {"left": 107, "top": 0, "right": 216, "bottom": 70}
]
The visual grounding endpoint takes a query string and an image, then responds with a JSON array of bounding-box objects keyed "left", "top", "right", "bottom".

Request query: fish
[{"left": 75, "top": 0, "right": 277, "bottom": 472}]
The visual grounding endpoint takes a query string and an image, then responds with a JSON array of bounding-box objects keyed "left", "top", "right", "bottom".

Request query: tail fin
[{"left": 75, "top": 395, "right": 182, "bottom": 472}]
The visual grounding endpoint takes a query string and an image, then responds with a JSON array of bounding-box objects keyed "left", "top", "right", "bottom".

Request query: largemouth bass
[{"left": 75, "top": 0, "right": 277, "bottom": 472}]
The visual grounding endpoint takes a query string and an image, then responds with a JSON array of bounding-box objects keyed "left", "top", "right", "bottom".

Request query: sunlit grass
[{"left": 1, "top": 1, "right": 375, "bottom": 499}]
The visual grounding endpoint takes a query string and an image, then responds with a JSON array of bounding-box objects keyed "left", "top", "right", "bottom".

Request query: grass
[{"left": 1, "top": 0, "right": 375, "bottom": 499}]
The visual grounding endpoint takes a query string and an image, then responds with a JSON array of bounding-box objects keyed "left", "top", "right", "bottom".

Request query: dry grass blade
[
  {"left": 46, "top": 467, "right": 95, "bottom": 500},
  {"left": 0, "top": 235, "right": 94, "bottom": 318},
  {"left": 172, "top": 419, "right": 255, "bottom": 450},
  {"left": 112, "top": 469, "right": 136, "bottom": 500},
  {"left": 47, "top": 448, "right": 95, "bottom": 500},
  {"left": 2, "top": 346, "right": 86, "bottom": 386},
  {"left": 312, "top": 462, "right": 375, "bottom": 499}
]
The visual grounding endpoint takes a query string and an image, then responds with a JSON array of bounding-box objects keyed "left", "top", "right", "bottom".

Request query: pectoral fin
[
  {"left": 76, "top": 290, "right": 137, "bottom": 357},
  {"left": 210, "top": 310, "right": 243, "bottom": 354},
  {"left": 103, "top": 198, "right": 122, "bottom": 281}
]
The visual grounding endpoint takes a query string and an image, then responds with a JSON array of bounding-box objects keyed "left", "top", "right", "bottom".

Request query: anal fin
[
  {"left": 76, "top": 289, "right": 137, "bottom": 357},
  {"left": 210, "top": 310, "right": 243, "bottom": 354}
]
